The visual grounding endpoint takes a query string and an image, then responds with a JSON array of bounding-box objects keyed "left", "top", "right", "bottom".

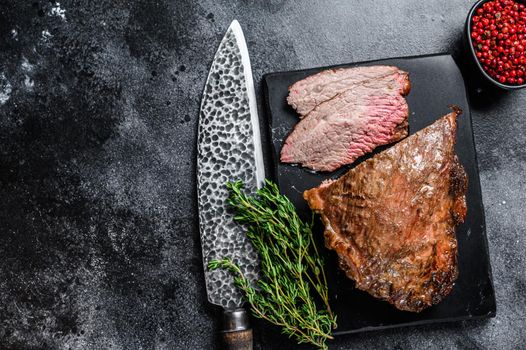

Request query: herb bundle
[{"left": 209, "top": 180, "right": 336, "bottom": 349}]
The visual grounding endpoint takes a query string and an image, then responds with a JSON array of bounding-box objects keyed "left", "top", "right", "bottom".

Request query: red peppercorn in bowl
[{"left": 466, "top": 0, "right": 526, "bottom": 89}]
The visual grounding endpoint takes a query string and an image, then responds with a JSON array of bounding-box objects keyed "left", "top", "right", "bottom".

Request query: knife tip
[{"left": 229, "top": 19, "right": 241, "bottom": 31}]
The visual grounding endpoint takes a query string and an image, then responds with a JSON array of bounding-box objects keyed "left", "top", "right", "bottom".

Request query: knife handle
[{"left": 221, "top": 308, "right": 253, "bottom": 350}]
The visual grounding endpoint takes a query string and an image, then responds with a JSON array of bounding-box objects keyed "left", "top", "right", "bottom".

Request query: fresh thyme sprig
[{"left": 208, "top": 180, "right": 336, "bottom": 349}]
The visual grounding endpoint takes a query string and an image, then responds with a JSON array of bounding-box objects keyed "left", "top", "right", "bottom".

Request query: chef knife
[{"left": 197, "top": 20, "right": 264, "bottom": 350}]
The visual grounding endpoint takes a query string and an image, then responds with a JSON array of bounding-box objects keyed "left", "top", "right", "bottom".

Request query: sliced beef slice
[
  {"left": 281, "top": 79, "right": 410, "bottom": 172},
  {"left": 287, "top": 65, "right": 410, "bottom": 117}
]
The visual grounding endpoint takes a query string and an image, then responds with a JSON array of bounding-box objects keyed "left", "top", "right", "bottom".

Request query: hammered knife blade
[{"left": 197, "top": 20, "right": 264, "bottom": 350}]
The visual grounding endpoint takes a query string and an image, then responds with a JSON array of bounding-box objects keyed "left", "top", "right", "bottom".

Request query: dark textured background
[{"left": 0, "top": 1, "right": 524, "bottom": 349}]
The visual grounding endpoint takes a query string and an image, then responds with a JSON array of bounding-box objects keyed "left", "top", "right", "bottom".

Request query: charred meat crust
[
  {"left": 450, "top": 156, "right": 468, "bottom": 225},
  {"left": 401, "top": 72, "right": 411, "bottom": 96},
  {"left": 304, "top": 110, "right": 467, "bottom": 313},
  {"left": 391, "top": 118, "right": 409, "bottom": 141}
]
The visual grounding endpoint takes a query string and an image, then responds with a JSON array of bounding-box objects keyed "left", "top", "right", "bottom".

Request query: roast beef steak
[
  {"left": 304, "top": 109, "right": 467, "bottom": 312},
  {"left": 281, "top": 68, "right": 411, "bottom": 172},
  {"left": 287, "top": 65, "right": 410, "bottom": 117}
]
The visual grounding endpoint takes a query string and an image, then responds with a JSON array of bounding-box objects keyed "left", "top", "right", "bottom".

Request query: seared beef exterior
[
  {"left": 281, "top": 71, "right": 411, "bottom": 172},
  {"left": 304, "top": 110, "right": 467, "bottom": 312},
  {"left": 287, "top": 65, "right": 410, "bottom": 117}
]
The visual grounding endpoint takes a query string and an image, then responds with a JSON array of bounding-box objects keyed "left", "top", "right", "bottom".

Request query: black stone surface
[
  {"left": 265, "top": 54, "right": 496, "bottom": 334},
  {"left": 0, "top": 1, "right": 524, "bottom": 349}
]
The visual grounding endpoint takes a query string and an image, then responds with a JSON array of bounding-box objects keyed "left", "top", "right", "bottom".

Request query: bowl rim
[{"left": 466, "top": 0, "right": 526, "bottom": 90}]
